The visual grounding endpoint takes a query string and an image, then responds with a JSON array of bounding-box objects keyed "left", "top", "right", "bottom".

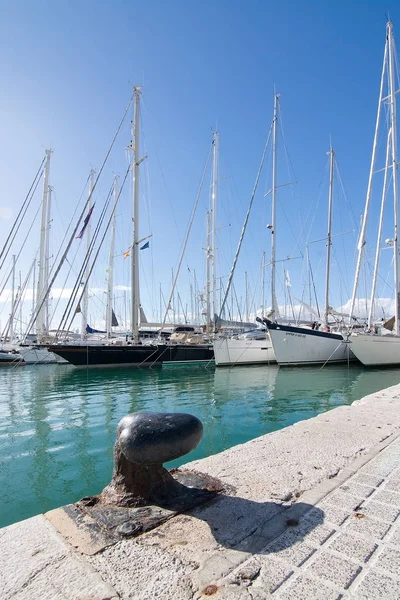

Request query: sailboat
[
  {"left": 213, "top": 94, "right": 282, "bottom": 366},
  {"left": 267, "top": 148, "right": 354, "bottom": 366},
  {"left": 48, "top": 88, "right": 166, "bottom": 367},
  {"left": 350, "top": 21, "right": 400, "bottom": 366}
]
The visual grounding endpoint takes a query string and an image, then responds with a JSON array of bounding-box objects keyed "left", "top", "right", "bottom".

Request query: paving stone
[
  {"left": 344, "top": 513, "right": 392, "bottom": 540},
  {"left": 246, "top": 555, "right": 294, "bottom": 593},
  {"left": 339, "top": 482, "right": 375, "bottom": 499},
  {"left": 307, "top": 505, "right": 349, "bottom": 527},
  {"left": 374, "top": 546, "right": 400, "bottom": 576},
  {"left": 351, "top": 473, "right": 384, "bottom": 488},
  {"left": 281, "top": 515, "right": 336, "bottom": 547},
  {"left": 304, "top": 551, "right": 361, "bottom": 589},
  {"left": 384, "top": 477, "right": 400, "bottom": 492},
  {"left": 372, "top": 489, "right": 400, "bottom": 508},
  {"left": 265, "top": 533, "right": 316, "bottom": 567},
  {"left": 320, "top": 489, "right": 364, "bottom": 512},
  {"left": 275, "top": 575, "right": 341, "bottom": 600},
  {"left": 352, "top": 570, "right": 400, "bottom": 599},
  {"left": 360, "top": 465, "right": 396, "bottom": 478},
  {"left": 327, "top": 531, "right": 378, "bottom": 563},
  {"left": 387, "top": 524, "right": 400, "bottom": 548},
  {"left": 357, "top": 500, "right": 400, "bottom": 523}
]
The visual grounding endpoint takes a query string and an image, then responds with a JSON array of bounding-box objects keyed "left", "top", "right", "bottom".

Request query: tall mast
[
  {"left": 324, "top": 148, "right": 334, "bottom": 327},
  {"left": 261, "top": 250, "right": 266, "bottom": 318},
  {"left": 44, "top": 185, "right": 52, "bottom": 333},
  {"left": 36, "top": 149, "right": 52, "bottom": 340},
  {"left": 271, "top": 94, "right": 279, "bottom": 319},
  {"left": 9, "top": 254, "right": 16, "bottom": 340},
  {"left": 368, "top": 128, "right": 391, "bottom": 327},
  {"left": 131, "top": 86, "right": 141, "bottom": 342},
  {"left": 211, "top": 131, "right": 219, "bottom": 328},
  {"left": 387, "top": 21, "right": 400, "bottom": 335},
  {"left": 349, "top": 35, "right": 387, "bottom": 322},
  {"left": 245, "top": 271, "right": 249, "bottom": 322},
  {"left": 31, "top": 259, "right": 36, "bottom": 323},
  {"left": 106, "top": 174, "right": 118, "bottom": 338},
  {"left": 81, "top": 169, "right": 95, "bottom": 339},
  {"left": 205, "top": 211, "right": 211, "bottom": 332}
]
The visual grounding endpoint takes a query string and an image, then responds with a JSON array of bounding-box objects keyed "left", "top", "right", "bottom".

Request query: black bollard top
[{"left": 117, "top": 411, "right": 203, "bottom": 465}]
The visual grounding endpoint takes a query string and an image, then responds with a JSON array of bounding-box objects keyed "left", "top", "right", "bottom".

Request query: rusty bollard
[{"left": 77, "top": 411, "right": 222, "bottom": 537}]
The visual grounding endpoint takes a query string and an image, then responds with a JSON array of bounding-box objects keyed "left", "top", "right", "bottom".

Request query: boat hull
[
  {"left": 160, "top": 344, "right": 214, "bottom": 365},
  {"left": 350, "top": 333, "right": 400, "bottom": 366},
  {"left": 47, "top": 344, "right": 164, "bottom": 367},
  {"left": 213, "top": 337, "right": 276, "bottom": 366},
  {"left": 19, "top": 346, "right": 67, "bottom": 364},
  {"left": 267, "top": 323, "right": 354, "bottom": 366},
  {"left": 0, "top": 351, "right": 24, "bottom": 365}
]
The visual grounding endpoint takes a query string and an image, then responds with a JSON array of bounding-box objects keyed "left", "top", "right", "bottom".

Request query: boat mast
[
  {"left": 44, "top": 185, "right": 52, "bottom": 334},
  {"left": 245, "top": 271, "right": 249, "bottom": 322},
  {"left": 211, "top": 131, "right": 219, "bottom": 329},
  {"left": 36, "top": 149, "right": 52, "bottom": 341},
  {"left": 31, "top": 259, "right": 36, "bottom": 324},
  {"left": 349, "top": 36, "right": 387, "bottom": 323},
  {"left": 324, "top": 148, "right": 334, "bottom": 328},
  {"left": 387, "top": 21, "right": 400, "bottom": 335},
  {"left": 131, "top": 86, "right": 141, "bottom": 342},
  {"left": 261, "top": 250, "right": 266, "bottom": 318},
  {"left": 106, "top": 174, "right": 118, "bottom": 338},
  {"left": 368, "top": 127, "right": 391, "bottom": 327},
  {"left": 9, "top": 254, "right": 16, "bottom": 340},
  {"left": 205, "top": 210, "right": 211, "bottom": 332},
  {"left": 81, "top": 169, "right": 95, "bottom": 339},
  {"left": 271, "top": 93, "right": 279, "bottom": 319}
]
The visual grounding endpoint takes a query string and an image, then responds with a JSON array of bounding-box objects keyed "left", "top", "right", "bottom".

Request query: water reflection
[{"left": 0, "top": 362, "right": 399, "bottom": 528}]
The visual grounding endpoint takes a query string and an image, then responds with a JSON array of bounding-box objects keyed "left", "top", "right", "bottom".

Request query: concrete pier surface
[{"left": 2, "top": 383, "right": 400, "bottom": 599}]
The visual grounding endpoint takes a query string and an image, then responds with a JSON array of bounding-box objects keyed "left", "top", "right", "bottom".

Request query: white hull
[
  {"left": 19, "top": 347, "right": 67, "bottom": 364},
  {"left": 213, "top": 337, "right": 276, "bottom": 366},
  {"left": 350, "top": 333, "right": 400, "bottom": 366},
  {"left": 268, "top": 325, "right": 354, "bottom": 366}
]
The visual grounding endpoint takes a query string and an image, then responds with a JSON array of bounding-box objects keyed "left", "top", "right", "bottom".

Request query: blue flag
[{"left": 140, "top": 241, "right": 150, "bottom": 250}]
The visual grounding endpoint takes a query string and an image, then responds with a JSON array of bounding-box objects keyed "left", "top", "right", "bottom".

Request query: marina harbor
[{"left": 2, "top": 3, "right": 400, "bottom": 599}]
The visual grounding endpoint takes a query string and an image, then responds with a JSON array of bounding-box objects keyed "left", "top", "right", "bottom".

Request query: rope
[{"left": 24, "top": 92, "right": 134, "bottom": 338}]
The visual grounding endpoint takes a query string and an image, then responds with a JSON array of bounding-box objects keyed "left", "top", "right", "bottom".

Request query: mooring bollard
[
  {"left": 100, "top": 411, "right": 204, "bottom": 507},
  {"left": 76, "top": 411, "right": 222, "bottom": 536}
]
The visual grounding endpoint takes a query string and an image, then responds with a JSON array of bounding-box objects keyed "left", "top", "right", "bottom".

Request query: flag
[
  {"left": 123, "top": 249, "right": 130, "bottom": 259},
  {"left": 76, "top": 204, "right": 95, "bottom": 239},
  {"left": 140, "top": 241, "right": 150, "bottom": 250}
]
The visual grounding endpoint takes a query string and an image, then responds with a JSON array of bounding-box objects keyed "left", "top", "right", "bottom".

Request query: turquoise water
[{"left": 0, "top": 363, "right": 399, "bottom": 528}]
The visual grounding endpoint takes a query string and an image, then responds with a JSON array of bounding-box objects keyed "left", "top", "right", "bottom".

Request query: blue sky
[{"left": 0, "top": 0, "right": 399, "bottom": 329}]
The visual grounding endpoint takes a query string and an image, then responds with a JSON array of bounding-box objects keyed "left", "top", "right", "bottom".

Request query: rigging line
[
  {"left": 140, "top": 96, "right": 184, "bottom": 246},
  {"left": 48, "top": 174, "right": 91, "bottom": 282},
  {"left": 0, "top": 200, "right": 42, "bottom": 303},
  {"left": 334, "top": 161, "right": 359, "bottom": 232},
  {"left": 0, "top": 170, "right": 43, "bottom": 283},
  {"left": 58, "top": 181, "right": 115, "bottom": 333},
  {"left": 58, "top": 187, "right": 113, "bottom": 333},
  {"left": 24, "top": 95, "right": 133, "bottom": 339},
  {"left": 277, "top": 109, "right": 305, "bottom": 257},
  {"left": 1, "top": 258, "right": 36, "bottom": 341},
  {"left": 0, "top": 155, "right": 45, "bottom": 270},
  {"left": 218, "top": 127, "right": 272, "bottom": 323},
  {"left": 305, "top": 158, "right": 330, "bottom": 246},
  {"left": 65, "top": 167, "right": 130, "bottom": 334},
  {"left": 160, "top": 145, "right": 212, "bottom": 329}
]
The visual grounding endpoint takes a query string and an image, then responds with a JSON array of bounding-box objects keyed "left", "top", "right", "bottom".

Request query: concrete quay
[{"left": 2, "top": 383, "right": 400, "bottom": 599}]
